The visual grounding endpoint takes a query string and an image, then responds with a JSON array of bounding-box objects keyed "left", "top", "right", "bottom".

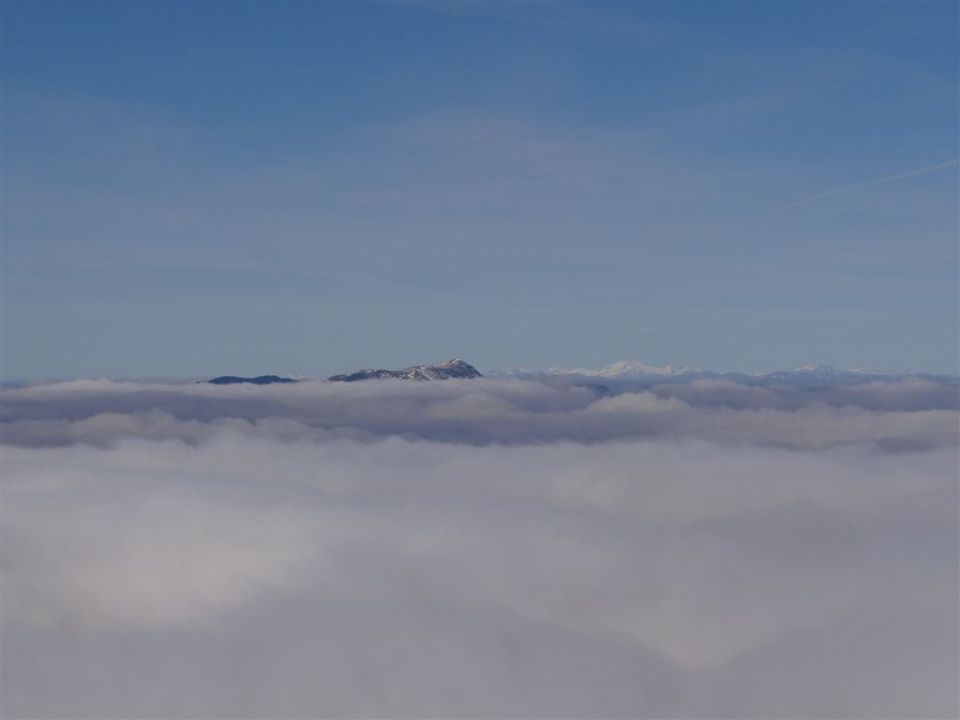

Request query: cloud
[
  {"left": 2, "top": 377, "right": 957, "bottom": 450},
  {"left": 765, "top": 157, "right": 960, "bottom": 213},
  {"left": 1, "top": 378, "right": 957, "bottom": 718}
]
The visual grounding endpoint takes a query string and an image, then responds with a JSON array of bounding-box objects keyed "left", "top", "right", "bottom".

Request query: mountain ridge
[
  {"left": 493, "top": 360, "right": 957, "bottom": 386},
  {"left": 328, "top": 358, "right": 482, "bottom": 382},
  {"left": 206, "top": 375, "right": 299, "bottom": 385},
  {"left": 199, "top": 360, "right": 956, "bottom": 388}
]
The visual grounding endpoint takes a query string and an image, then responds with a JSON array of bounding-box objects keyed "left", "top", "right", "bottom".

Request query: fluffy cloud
[
  {"left": 2, "top": 377, "right": 957, "bottom": 449},
  {"left": 1, "top": 378, "right": 957, "bottom": 718}
]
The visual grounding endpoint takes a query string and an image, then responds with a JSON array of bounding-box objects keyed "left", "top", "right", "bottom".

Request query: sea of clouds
[{"left": 2, "top": 376, "right": 958, "bottom": 718}]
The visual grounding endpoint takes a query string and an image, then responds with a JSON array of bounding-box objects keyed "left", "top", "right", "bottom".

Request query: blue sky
[{"left": 2, "top": 1, "right": 958, "bottom": 378}]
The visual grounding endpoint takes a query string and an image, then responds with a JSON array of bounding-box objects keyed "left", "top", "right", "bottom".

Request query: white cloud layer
[{"left": 1, "top": 378, "right": 958, "bottom": 718}]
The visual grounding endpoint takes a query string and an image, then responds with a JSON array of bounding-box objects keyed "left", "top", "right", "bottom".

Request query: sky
[{"left": 2, "top": 1, "right": 958, "bottom": 378}]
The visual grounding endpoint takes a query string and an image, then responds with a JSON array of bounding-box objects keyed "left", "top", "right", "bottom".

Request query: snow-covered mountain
[
  {"left": 328, "top": 359, "right": 482, "bottom": 382},
  {"left": 549, "top": 360, "right": 698, "bottom": 378},
  {"left": 494, "top": 360, "right": 707, "bottom": 383}
]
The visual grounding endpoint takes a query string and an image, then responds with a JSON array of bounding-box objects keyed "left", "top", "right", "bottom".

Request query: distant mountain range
[
  {"left": 550, "top": 360, "right": 696, "bottom": 378},
  {"left": 493, "top": 360, "right": 957, "bottom": 387},
  {"left": 328, "top": 358, "right": 482, "bottom": 382},
  {"left": 204, "top": 360, "right": 482, "bottom": 385},
  {"left": 203, "top": 359, "right": 955, "bottom": 387}
]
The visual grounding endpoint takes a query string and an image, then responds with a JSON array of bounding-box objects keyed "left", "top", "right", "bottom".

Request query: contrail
[{"left": 765, "top": 157, "right": 959, "bottom": 214}]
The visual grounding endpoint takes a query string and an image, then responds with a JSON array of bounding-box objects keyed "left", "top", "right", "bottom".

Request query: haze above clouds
[{"left": 2, "top": 376, "right": 957, "bottom": 718}]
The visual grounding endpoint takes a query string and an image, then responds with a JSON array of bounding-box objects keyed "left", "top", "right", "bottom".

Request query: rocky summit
[{"left": 328, "top": 359, "right": 482, "bottom": 382}]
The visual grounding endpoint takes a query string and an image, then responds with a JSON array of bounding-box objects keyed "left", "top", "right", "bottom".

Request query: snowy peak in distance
[
  {"left": 328, "top": 359, "right": 482, "bottom": 382},
  {"left": 493, "top": 360, "right": 956, "bottom": 387},
  {"left": 550, "top": 360, "right": 697, "bottom": 378}
]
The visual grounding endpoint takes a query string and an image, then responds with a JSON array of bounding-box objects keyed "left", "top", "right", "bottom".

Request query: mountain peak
[
  {"left": 793, "top": 363, "right": 837, "bottom": 373},
  {"left": 329, "top": 359, "right": 482, "bottom": 382},
  {"left": 549, "top": 360, "right": 697, "bottom": 378}
]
